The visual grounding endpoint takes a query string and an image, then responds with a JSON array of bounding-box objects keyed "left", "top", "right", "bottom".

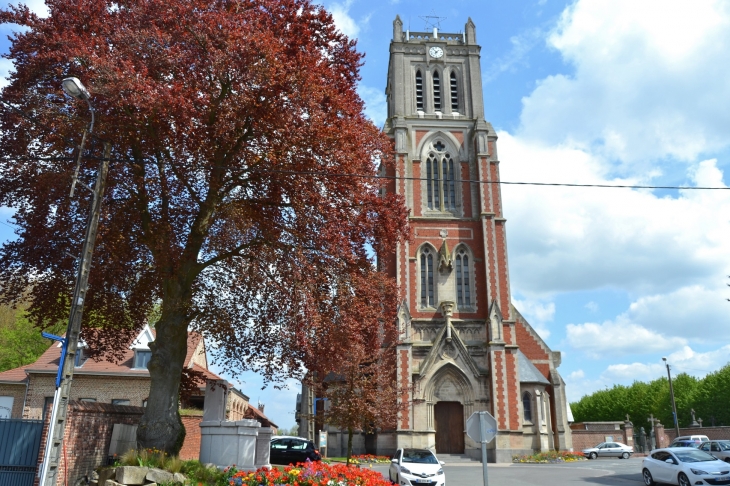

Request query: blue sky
[{"left": 3, "top": 0, "right": 730, "bottom": 431}]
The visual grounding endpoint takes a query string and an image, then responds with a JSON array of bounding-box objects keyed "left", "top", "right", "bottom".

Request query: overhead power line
[{"left": 7, "top": 156, "right": 730, "bottom": 191}]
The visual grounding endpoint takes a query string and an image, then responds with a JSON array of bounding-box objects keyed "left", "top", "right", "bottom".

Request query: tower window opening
[
  {"left": 426, "top": 142, "right": 456, "bottom": 212},
  {"left": 415, "top": 70, "right": 424, "bottom": 111},
  {"left": 420, "top": 247, "right": 435, "bottom": 307},
  {"left": 433, "top": 71, "right": 441, "bottom": 111},
  {"left": 450, "top": 71, "right": 458, "bottom": 112},
  {"left": 456, "top": 248, "right": 470, "bottom": 306}
]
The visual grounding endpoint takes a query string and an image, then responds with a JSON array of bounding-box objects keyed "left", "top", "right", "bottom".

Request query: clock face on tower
[{"left": 429, "top": 46, "right": 444, "bottom": 59}]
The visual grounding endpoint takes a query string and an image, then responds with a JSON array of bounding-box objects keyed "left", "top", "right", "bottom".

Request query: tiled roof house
[{"left": 0, "top": 325, "right": 274, "bottom": 428}]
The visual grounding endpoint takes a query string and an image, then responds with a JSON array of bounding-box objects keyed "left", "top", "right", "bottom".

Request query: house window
[
  {"left": 415, "top": 70, "right": 424, "bottom": 111},
  {"left": 455, "top": 247, "right": 471, "bottom": 307},
  {"left": 74, "top": 347, "right": 87, "bottom": 367},
  {"left": 433, "top": 71, "right": 441, "bottom": 111},
  {"left": 80, "top": 398, "right": 97, "bottom": 402},
  {"left": 134, "top": 350, "right": 152, "bottom": 369},
  {"left": 450, "top": 71, "right": 458, "bottom": 112},
  {"left": 426, "top": 141, "right": 456, "bottom": 212},
  {"left": 0, "top": 396, "right": 13, "bottom": 419},
  {"left": 142, "top": 399, "right": 148, "bottom": 408},
  {"left": 43, "top": 396, "right": 54, "bottom": 421},
  {"left": 523, "top": 392, "right": 532, "bottom": 423},
  {"left": 112, "top": 399, "right": 130, "bottom": 406},
  {"left": 420, "top": 247, "right": 436, "bottom": 308}
]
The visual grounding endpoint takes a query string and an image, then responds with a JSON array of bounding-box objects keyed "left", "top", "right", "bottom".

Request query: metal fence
[{"left": 0, "top": 419, "right": 44, "bottom": 486}]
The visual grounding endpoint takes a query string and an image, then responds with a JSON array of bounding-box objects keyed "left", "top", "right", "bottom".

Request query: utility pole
[
  {"left": 663, "top": 357, "right": 680, "bottom": 438},
  {"left": 39, "top": 141, "right": 110, "bottom": 486}
]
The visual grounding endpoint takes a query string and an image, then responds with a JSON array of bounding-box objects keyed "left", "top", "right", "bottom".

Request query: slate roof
[{"left": 517, "top": 350, "right": 550, "bottom": 384}]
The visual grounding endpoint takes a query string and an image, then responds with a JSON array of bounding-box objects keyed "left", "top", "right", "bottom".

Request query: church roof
[{"left": 517, "top": 350, "right": 550, "bottom": 385}]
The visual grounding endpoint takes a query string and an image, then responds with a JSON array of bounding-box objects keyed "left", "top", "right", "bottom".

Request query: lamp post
[
  {"left": 663, "top": 357, "right": 681, "bottom": 438},
  {"left": 39, "top": 77, "right": 110, "bottom": 486}
]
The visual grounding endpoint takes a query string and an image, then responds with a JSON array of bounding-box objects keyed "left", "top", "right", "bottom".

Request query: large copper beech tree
[{"left": 0, "top": 0, "right": 408, "bottom": 453}]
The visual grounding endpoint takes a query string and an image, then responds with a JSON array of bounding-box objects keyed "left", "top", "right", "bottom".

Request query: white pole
[{"left": 479, "top": 412, "right": 489, "bottom": 486}]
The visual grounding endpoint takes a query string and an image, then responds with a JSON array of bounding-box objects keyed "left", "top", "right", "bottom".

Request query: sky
[{"left": 2, "top": 0, "right": 730, "bottom": 431}]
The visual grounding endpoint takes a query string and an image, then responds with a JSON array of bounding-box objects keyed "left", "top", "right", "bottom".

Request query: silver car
[
  {"left": 582, "top": 441, "right": 634, "bottom": 459},
  {"left": 698, "top": 440, "right": 730, "bottom": 463}
]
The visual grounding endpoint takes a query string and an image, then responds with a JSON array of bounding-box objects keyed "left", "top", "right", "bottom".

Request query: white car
[
  {"left": 389, "top": 448, "right": 446, "bottom": 486},
  {"left": 642, "top": 447, "right": 730, "bottom": 486},
  {"left": 582, "top": 441, "right": 634, "bottom": 459}
]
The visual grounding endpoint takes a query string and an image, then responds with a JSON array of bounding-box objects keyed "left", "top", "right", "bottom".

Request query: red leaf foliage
[{"left": 0, "top": 0, "right": 408, "bottom": 452}]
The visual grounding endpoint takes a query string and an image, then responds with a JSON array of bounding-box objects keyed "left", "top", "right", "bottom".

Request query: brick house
[{"left": 0, "top": 325, "right": 273, "bottom": 427}]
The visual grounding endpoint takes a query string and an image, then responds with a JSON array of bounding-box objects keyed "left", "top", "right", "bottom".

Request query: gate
[{"left": 0, "top": 419, "right": 44, "bottom": 486}]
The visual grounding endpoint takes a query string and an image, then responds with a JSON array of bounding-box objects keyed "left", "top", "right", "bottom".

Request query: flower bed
[
  {"left": 512, "top": 451, "right": 586, "bottom": 464},
  {"left": 350, "top": 455, "right": 393, "bottom": 464},
  {"left": 227, "top": 461, "right": 392, "bottom": 485}
]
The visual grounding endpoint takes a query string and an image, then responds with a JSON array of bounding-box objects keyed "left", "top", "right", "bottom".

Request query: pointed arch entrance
[
  {"left": 425, "top": 364, "right": 473, "bottom": 454},
  {"left": 434, "top": 401, "right": 465, "bottom": 453}
]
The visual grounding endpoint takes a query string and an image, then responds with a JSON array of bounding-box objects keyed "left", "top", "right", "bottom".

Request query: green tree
[{"left": 0, "top": 302, "right": 61, "bottom": 371}]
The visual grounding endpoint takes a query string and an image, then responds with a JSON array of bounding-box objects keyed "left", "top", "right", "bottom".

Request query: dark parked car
[
  {"left": 670, "top": 440, "right": 701, "bottom": 448},
  {"left": 270, "top": 437, "right": 321, "bottom": 465}
]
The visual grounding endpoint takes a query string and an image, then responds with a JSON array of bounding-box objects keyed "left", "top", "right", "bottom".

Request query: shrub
[{"left": 512, "top": 450, "right": 586, "bottom": 464}]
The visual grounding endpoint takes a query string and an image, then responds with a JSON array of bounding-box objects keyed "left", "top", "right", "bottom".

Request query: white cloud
[
  {"left": 357, "top": 85, "right": 386, "bottom": 127},
  {"left": 513, "top": 297, "right": 554, "bottom": 338},
  {"left": 566, "top": 344, "right": 730, "bottom": 401},
  {"left": 584, "top": 301, "right": 598, "bottom": 312},
  {"left": 328, "top": 0, "right": 361, "bottom": 39},
  {"left": 500, "top": 132, "right": 730, "bottom": 298},
  {"left": 483, "top": 28, "right": 543, "bottom": 82},
  {"left": 566, "top": 319, "right": 686, "bottom": 357},
  {"left": 0, "top": 58, "right": 13, "bottom": 89},
  {"left": 518, "top": 0, "right": 730, "bottom": 165}
]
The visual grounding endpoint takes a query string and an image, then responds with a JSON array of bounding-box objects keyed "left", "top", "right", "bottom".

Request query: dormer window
[
  {"left": 74, "top": 347, "right": 87, "bottom": 368},
  {"left": 415, "top": 70, "right": 424, "bottom": 111},
  {"left": 433, "top": 71, "right": 442, "bottom": 111},
  {"left": 134, "top": 350, "right": 152, "bottom": 369}
]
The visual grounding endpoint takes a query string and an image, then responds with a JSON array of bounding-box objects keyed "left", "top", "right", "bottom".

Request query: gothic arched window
[
  {"left": 433, "top": 71, "right": 442, "bottom": 111},
  {"left": 420, "top": 246, "right": 436, "bottom": 308},
  {"left": 415, "top": 70, "right": 424, "bottom": 111},
  {"left": 450, "top": 71, "right": 459, "bottom": 112},
  {"left": 426, "top": 140, "right": 456, "bottom": 212},
  {"left": 523, "top": 392, "right": 533, "bottom": 423},
  {"left": 455, "top": 247, "right": 471, "bottom": 307}
]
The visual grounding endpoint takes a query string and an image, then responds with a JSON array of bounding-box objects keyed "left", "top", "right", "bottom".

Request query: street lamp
[
  {"left": 663, "top": 357, "right": 680, "bottom": 437},
  {"left": 62, "top": 77, "right": 95, "bottom": 196},
  {"left": 40, "top": 77, "right": 110, "bottom": 486}
]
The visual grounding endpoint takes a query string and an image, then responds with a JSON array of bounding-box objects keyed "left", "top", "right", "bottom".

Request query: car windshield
[
  {"left": 403, "top": 450, "right": 438, "bottom": 464},
  {"left": 675, "top": 450, "right": 717, "bottom": 463}
]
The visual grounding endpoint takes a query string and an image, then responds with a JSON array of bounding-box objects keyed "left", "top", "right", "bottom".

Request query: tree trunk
[
  {"left": 346, "top": 427, "right": 353, "bottom": 465},
  {"left": 136, "top": 295, "right": 190, "bottom": 454}
]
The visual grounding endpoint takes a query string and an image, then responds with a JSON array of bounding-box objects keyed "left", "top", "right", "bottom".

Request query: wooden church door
[{"left": 434, "top": 401, "right": 465, "bottom": 453}]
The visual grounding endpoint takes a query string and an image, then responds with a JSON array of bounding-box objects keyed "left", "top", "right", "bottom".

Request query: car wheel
[
  {"left": 642, "top": 468, "right": 655, "bottom": 486},
  {"left": 678, "top": 473, "right": 691, "bottom": 486},
  {"left": 622, "top": 452, "right": 630, "bottom": 459},
  {"left": 590, "top": 452, "right": 597, "bottom": 459}
]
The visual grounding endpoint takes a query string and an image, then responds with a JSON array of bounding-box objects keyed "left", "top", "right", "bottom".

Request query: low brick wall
[
  {"left": 36, "top": 401, "right": 144, "bottom": 486},
  {"left": 180, "top": 415, "right": 203, "bottom": 460},
  {"left": 36, "top": 402, "right": 205, "bottom": 485},
  {"left": 665, "top": 426, "right": 730, "bottom": 442},
  {"left": 571, "top": 429, "right": 630, "bottom": 451}
]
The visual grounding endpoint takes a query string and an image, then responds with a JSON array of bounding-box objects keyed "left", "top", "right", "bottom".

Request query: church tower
[{"left": 382, "top": 16, "right": 573, "bottom": 461}]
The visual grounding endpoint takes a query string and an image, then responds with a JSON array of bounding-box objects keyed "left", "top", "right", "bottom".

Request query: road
[{"left": 368, "top": 457, "right": 646, "bottom": 485}]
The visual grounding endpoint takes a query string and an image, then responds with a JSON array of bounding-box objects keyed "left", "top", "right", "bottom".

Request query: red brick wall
[
  {"left": 665, "top": 426, "right": 730, "bottom": 442},
  {"left": 180, "top": 415, "right": 203, "bottom": 460},
  {"left": 571, "top": 429, "right": 629, "bottom": 452},
  {"left": 36, "top": 402, "right": 206, "bottom": 485},
  {"left": 36, "top": 401, "right": 144, "bottom": 486}
]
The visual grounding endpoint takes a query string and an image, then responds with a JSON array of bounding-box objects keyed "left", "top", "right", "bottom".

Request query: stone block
[
  {"left": 115, "top": 466, "right": 149, "bottom": 485},
  {"left": 145, "top": 468, "right": 173, "bottom": 484},
  {"left": 97, "top": 468, "right": 117, "bottom": 484},
  {"left": 173, "top": 473, "right": 186, "bottom": 483},
  {"left": 104, "top": 481, "right": 122, "bottom": 486}
]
